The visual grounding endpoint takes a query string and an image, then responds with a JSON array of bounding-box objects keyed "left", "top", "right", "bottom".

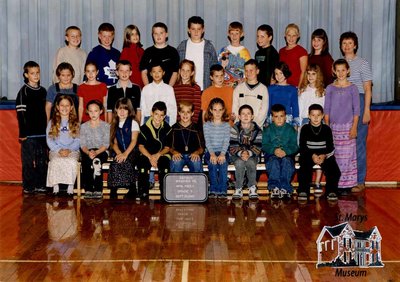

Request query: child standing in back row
[
  {"left": 173, "top": 59, "right": 202, "bottom": 124},
  {"left": 16, "top": 61, "right": 48, "bottom": 194},
  {"left": 86, "top": 23, "right": 121, "bottom": 86},
  {"left": 255, "top": 24, "right": 279, "bottom": 86},
  {"left": 140, "top": 22, "right": 180, "bottom": 86},
  {"left": 120, "top": 24, "right": 145, "bottom": 88},
  {"left": 218, "top": 21, "right": 251, "bottom": 88},
  {"left": 203, "top": 98, "right": 231, "bottom": 198},
  {"left": 324, "top": 59, "right": 360, "bottom": 194},
  {"left": 52, "top": 26, "right": 87, "bottom": 84}
]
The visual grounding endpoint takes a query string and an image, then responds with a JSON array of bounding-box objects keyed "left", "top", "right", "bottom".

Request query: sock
[
  {"left": 53, "top": 184, "right": 59, "bottom": 194},
  {"left": 67, "top": 184, "right": 74, "bottom": 194}
]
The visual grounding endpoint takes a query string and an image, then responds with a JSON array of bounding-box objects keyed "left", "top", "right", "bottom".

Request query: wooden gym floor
[{"left": 0, "top": 184, "right": 399, "bottom": 281}]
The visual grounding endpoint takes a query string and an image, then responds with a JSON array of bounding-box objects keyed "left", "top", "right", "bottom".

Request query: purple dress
[{"left": 325, "top": 83, "right": 360, "bottom": 188}]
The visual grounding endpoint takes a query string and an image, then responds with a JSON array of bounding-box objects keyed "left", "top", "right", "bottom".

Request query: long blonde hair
[
  {"left": 299, "top": 64, "right": 325, "bottom": 98},
  {"left": 48, "top": 95, "right": 79, "bottom": 139}
]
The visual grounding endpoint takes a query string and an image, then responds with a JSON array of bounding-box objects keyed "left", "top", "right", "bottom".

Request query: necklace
[
  {"left": 311, "top": 124, "right": 322, "bottom": 135},
  {"left": 181, "top": 127, "right": 191, "bottom": 152}
]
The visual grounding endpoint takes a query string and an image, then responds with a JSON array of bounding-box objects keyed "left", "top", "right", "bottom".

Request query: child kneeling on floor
[
  {"left": 229, "top": 104, "right": 262, "bottom": 199},
  {"left": 262, "top": 103, "right": 298, "bottom": 199},
  {"left": 298, "top": 104, "right": 341, "bottom": 202}
]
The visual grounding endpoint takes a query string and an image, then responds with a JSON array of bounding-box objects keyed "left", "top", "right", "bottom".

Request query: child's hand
[
  {"left": 18, "top": 137, "right": 27, "bottom": 142},
  {"left": 149, "top": 153, "right": 160, "bottom": 168},
  {"left": 274, "top": 148, "right": 286, "bottom": 158},
  {"left": 115, "top": 152, "right": 127, "bottom": 163},
  {"left": 88, "top": 150, "right": 97, "bottom": 159},
  {"left": 59, "top": 149, "right": 71, "bottom": 157},
  {"left": 190, "top": 153, "right": 200, "bottom": 162},
  {"left": 210, "top": 154, "right": 218, "bottom": 165},
  {"left": 217, "top": 154, "right": 226, "bottom": 165},
  {"left": 172, "top": 153, "right": 182, "bottom": 161},
  {"left": 240, "top": 150, "right": 250, "bottom": 161},
  {"left": 349, "top": 126, "right": 357, "bottom": 139}
]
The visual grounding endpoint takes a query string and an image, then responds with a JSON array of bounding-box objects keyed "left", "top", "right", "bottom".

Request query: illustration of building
[{"left": 316, "top": 222, "right": 384, "bottom": 268}]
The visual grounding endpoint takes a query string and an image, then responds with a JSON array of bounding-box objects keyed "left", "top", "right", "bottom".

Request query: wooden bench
[{"left": 75, "top": 156, "right": 321, "bottom": 197}]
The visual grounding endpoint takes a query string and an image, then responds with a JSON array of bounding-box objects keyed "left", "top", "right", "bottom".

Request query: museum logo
[{"left": 316, "top": 222, "right": 384, "bottom": 276}]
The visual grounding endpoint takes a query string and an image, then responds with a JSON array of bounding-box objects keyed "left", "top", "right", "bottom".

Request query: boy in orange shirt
[{"left": 201, "top": 64, "right": 233, "bottom": 124}]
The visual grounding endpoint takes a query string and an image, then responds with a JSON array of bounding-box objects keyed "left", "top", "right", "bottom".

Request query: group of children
[{"left": 16, "top": 17, "right": 372, "bottom": 204}]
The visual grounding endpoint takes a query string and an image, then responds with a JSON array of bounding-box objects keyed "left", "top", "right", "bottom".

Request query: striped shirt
[
  {"left": 203, "top": 121, "right": 231, "bottom": 154},
  {"left": 346, "top": 56, "right": 372, "bottom": 94}
]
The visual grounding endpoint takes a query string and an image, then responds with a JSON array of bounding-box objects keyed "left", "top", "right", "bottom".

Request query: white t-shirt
[
  {"left": 119, "top": 118, "right": 140, "bottom": 132},
  {"left": 185, "top": 39, "right": 205, "bottom": 90}
]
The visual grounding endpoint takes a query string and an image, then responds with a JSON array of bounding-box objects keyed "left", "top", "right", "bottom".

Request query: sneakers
[
  {"left": 232, "top": 188, "right": 243, "bottom": 199},
  {"left": 314, "top": 183, "right": 323, "bottom": 194},
  {"left": 248, "top": 185, "right": 258, "bottom": 200},
  {"left": 298, "top": 192, "right": 308, "bottom": 201},
  {"left": 35, "top": 187, "right": 47, "bottom": 193},
  {"left": 270, "top": 187, "right": 281, "bottom": 199},
  {"left": 85, "top": 191, "right": 93, "bottom": 199},
  {"left": 208, "top": 192, "right": 217, "bottom": 199},
  {"left": 279, "top": 189, "right": 291, "bottom": 199},
  {"left": 327, "top": 193, "right": 338, "bottom": 201},
  {"left": 93, "top": 191, "right": 103, "bottom": 199},
  {"left": 23, "top": 188, "right": 35, "bottom": 194}
]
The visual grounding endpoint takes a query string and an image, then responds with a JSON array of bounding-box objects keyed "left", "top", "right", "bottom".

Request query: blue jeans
[
  {"left": 265, "top": 154, "right": 295, "bottom": 193},
  {"left": 356, "top": 94, "right": 368, "bottom": 184},
  {"left": 232, "top": 156, "right": 258, "bottom": 189},
  {"left": 170, "top": 154, "right": 203, "bottom": 172},
  {"left": 205, "top": 152, "right": 228, "bottom": 194}
]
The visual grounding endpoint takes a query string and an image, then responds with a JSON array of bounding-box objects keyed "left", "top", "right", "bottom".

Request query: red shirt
[
  {"left": 77, "top": 82, "right": 107, "bottom": 122},
  {"left": 120, "top": 43, "right": 145, "bottom": 89},
  {"left": 279, "top": 44, "right": 308, "bottom": 87}
]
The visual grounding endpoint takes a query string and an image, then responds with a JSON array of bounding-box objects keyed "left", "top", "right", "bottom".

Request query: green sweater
[{"left": 262, "top": 123, "right": 298, "bottom": 156}]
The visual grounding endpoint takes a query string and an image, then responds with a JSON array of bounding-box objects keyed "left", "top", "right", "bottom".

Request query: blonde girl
[
  {"left": 299, "top": 64, "right": 325, "bottom": 125},
  {"left": 173, "top": 59, "right": 202, "bottom": 124},
  {"left": 46, "top": 95, "right": 80, "bottom": 196},
  {"left": 278, "top": 23, "right": 308, "bottom": 88},
  {"left": 77, "top": 62, "right": 107, "bottom": 123},
  {"left": 324, "top": 59, "right": 360, "bottom": 193},
  {"left": 203, "top": 98, "right": 230, "bottom": 198},
  {"left": 108, "top": 97, "right": 140, "bottom": 198},
  {"left": 120, "top": 25, "right": 145, "bottom": 88}
]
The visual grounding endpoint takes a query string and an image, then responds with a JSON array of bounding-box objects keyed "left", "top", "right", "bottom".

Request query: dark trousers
[
  {"left": 81, "top": 149, "right": 108, "bottom": 192},
  {"left": 21, "top": 137, "right": 48, "bottom": 191},
  {"left": 298, "top": 155, "right": 341, "bottom": 195},
  {"left": 137, "top": 154, "right": 170, "bottom": 198}
]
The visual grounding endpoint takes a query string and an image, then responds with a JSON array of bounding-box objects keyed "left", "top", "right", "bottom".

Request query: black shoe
[{"left": 23, "top": 188, "right": 35, "bottom": 194}]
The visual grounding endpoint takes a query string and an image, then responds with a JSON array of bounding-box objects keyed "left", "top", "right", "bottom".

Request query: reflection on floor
[{"left": 0, "top": 185, "right": 399, "bottom": 281}]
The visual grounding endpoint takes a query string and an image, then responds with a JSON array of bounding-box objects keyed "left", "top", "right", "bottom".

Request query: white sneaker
[
  {"left": 232, "top": 188, "right": 243, "bottom": 199},
  {"left": 248, "top": 185, "right": 258, "bottom": 199},
  {"left": 270, "top": 187, "right": 280, "bottom": 199}
]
